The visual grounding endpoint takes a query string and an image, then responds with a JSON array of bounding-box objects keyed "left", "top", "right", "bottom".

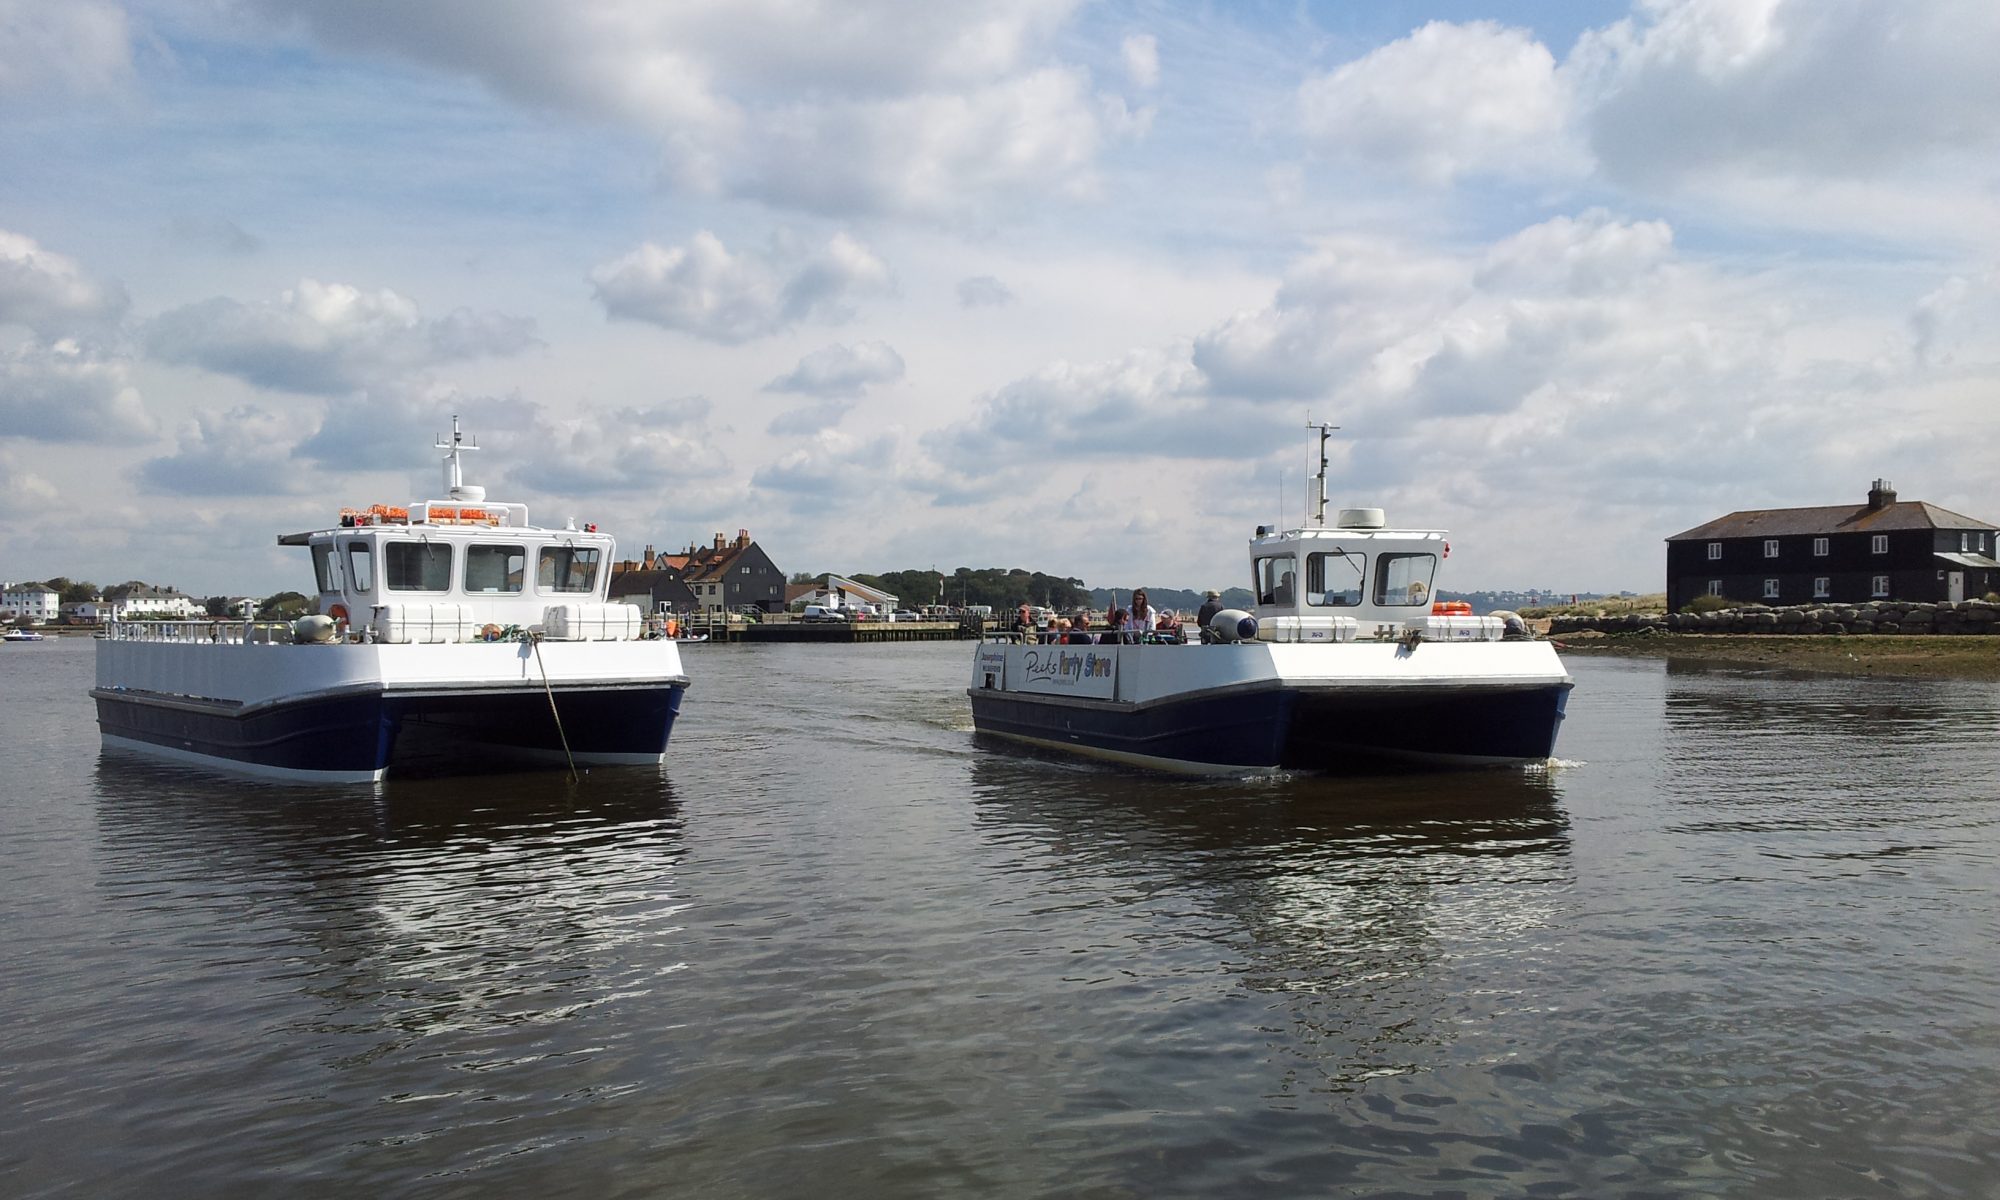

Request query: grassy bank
[{"left": 1554, "top": 631, "right": 2000, "bottom": 680}]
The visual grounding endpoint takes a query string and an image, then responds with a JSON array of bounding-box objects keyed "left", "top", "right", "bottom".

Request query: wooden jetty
[{"left": 679, "top": 616, "right": 989, "bottom": 644}]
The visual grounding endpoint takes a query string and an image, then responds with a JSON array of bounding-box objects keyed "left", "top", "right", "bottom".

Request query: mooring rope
[{"left": 528, "top": 632, "right": 579, "bottom": 784}]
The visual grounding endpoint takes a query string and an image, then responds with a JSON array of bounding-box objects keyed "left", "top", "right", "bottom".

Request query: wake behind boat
[
  {"left": 93, "top": 420, "right": 690, "bottom": 783},
  {"left": 968, "top": 423, "right": 1572, "bottom": 774}
]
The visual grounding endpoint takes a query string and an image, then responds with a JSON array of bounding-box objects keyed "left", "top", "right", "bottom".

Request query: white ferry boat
[
  {"left": 968, "top": 424, "right": 1572, "bottom": 773},
  {"left": 93, "top": 420, "right": 690, "bottom": 783}
]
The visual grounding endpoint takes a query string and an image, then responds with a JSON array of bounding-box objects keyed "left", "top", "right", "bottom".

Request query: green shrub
[{"left": 1683, "top": 593, "right": 1747, "bottom": 613}]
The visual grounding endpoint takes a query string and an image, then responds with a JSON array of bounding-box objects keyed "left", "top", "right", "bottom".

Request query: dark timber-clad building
[{"left": 1665, "top": 480, "right": 1999, "bottom": 612}]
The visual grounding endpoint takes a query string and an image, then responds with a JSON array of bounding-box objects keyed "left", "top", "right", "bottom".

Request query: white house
[
  {"left": 105, "top": 587, "right": 204, "bottom": 620},
  {"left": 0, "top": 582, "right": 60, "bottom": 625}
]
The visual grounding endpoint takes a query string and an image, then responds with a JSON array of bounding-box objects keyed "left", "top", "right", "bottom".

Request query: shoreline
[{"left": 1553, "top": 631, "right": 2000, "bottom": 681}]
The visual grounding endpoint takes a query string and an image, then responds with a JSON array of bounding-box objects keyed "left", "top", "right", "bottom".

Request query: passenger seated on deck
[
  {"left": 1121, "top": 591, "right": 1159, "bottom": 643},
  {"left": 1106, "top": 607, "right": 1128, "bottom": 643},
  {"left": 1066, "top": 613, "right": 1096, "bottom": 644}
]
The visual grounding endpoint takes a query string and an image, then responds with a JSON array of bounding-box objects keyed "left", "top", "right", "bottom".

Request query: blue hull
[
  {"left": 968, "top": 683, "right": 1569, "bottom": 772},
  {"left": 95, "top": 684, "right": 686, "bottom": 782}
]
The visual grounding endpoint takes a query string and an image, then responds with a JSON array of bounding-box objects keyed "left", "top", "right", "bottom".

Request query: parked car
[
  {"left": 890, "top": 609, "right": 920, "bottom": 622},
  {"left": 801, "top": 605, "right": 848, "bottom": 622}
]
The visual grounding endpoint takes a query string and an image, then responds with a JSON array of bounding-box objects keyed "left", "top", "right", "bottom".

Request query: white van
[{"left": 801, "top": 605, "right": 848, "bottom": 622}]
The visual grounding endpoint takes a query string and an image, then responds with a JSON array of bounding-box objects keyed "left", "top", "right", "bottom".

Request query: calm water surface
[{"left": 3, "top": 637, "right": 1998, "bottom": 1197}]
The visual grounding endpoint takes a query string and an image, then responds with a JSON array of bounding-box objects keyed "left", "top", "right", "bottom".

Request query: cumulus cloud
[
  {"left": 248, "top": 1, "right": 1121, "bottom": 220},
  {"left": 145, "top": 279, "right": 538, "bottom": 394},
  {"left": 0, "top": 338, "right": 156, "bottom": 443},
  {"left": 0, "top": 230, "right": 130, "bottom": 335},
  {"left": 507, "top": 401, "right": 734, "bottom": 496},
  {"left": 1122, "top": 34, "right": 1160, "bottom": 89},
  {"left": 764, "top": 341, "right": 905, "bottom": 397},
  {"left": 1570, "top": 0, "right": 2000, "bottom": 187},
  {"left": 0, "top": 446, "right": 59, "bottom": 516},
  {"left": 293, "top": 385, "right": 540, "bottom": 471},
  {"left": 1194, "top": 236, "right": 1465, "bottom": 402},
  {"left": 957, "top": 275, "right": 1014, "bottom": 308},
  {"left": 141, "top": 406, "right": 316, "bottom": 496},
  {"left": 766, "top": 401, "right": 854, "bottom": 437},
  {"left": 920, "top": 343, "right": 1288, "bottom": 497},
  {"left": 751, "top": 428, "right": 904, "bottom": 504},
  {"left": 591, "top": 231, "right": 890, "bottom": 343},
  {"left": 1299, "top": 20, "right": 1578, "bottom": 185},
  {"left": 0, "top": 0, "right": 133, "bottom": 100}
]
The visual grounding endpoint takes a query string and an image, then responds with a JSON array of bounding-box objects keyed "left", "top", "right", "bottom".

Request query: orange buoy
[{"left": 1431, "top": 600, "right": 1473, "bottom": 616}]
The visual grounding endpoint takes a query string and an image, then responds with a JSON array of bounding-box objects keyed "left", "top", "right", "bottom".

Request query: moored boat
[
  {"left": 3, "top": 628, "right": 48, "bottom": 642},
  {"left": 93, "top": 419, "right": 690, "bottom": 783},
  {"left": 967, "top": 424, "right": 1572, "bottom": 774}
]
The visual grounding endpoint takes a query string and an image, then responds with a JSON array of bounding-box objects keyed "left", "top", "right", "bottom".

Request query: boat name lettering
[{"left": 1023, "top": 649, "right": 1114, "bottom": 683}]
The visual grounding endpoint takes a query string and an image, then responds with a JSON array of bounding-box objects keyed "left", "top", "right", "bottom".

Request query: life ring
[
  {"left": 480, "top": 623, "right": 503, "bottom": 642},
  {"left": 328, "top": 603, "right": 350, "bottom": 624}
]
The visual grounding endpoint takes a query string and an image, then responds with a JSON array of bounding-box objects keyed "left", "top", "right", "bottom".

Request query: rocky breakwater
[{"left": 1551, "top": 600, "right": 2000, "bottom": 637}]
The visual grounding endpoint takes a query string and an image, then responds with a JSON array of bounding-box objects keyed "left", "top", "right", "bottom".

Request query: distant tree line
[
  {"left": 828, "top": 567, "right": 1092, "bottom": 613},
  {"left": 823, "top": 567, "right": 1261, "bottom": 616}
]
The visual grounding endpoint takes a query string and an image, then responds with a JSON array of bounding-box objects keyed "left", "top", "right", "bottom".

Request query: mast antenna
[
  {"left": 1307, "top": 415, "right": 1339, "bottom": 526},
  {"left": 435, "top": 415, "right": 480, "bottom": 497}
]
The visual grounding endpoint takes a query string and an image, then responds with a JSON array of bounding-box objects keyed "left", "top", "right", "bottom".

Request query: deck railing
[{"left": 103, "top": 620, "right": 300, "bottom": 645}]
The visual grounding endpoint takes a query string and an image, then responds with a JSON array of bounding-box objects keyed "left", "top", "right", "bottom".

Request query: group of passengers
[{"left": 1028, "top": 589, "right": 1185, "bottom": 644}]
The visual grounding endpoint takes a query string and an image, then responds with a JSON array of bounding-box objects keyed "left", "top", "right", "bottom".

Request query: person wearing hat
[{"left": 1195, "top": 589, "right": 1223, "bottom": 642}]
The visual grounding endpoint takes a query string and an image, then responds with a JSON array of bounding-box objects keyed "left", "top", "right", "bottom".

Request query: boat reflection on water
[
  {"left": 89, "top": 754, "right": 686, "bottom": 1059},
  {"left": 964, "top": 755, "right": 1573, "bottom": 1094}
]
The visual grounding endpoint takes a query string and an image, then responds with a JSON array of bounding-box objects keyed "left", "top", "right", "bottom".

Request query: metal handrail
[{"left": 103, "top": 619, "right": 299, "bottom": 645}]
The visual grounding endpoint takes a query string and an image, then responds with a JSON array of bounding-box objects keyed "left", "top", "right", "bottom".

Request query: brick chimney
[
  {"left": 736, "top": 528, "right": 751, "bottom": 549},
  {"left": 1868, "top": 479, "right": 1896, "bottom": 511},
  {"left": 713, "top": 532, "right": 725, "bottom": 550},
  {"left": 643, "top": 544, "right": 656, "bottom": 570}
]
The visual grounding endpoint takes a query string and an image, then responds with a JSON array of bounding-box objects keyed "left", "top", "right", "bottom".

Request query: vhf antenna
[{"left": 1307, "top": 415, "right": 1339, "bottom": 526}]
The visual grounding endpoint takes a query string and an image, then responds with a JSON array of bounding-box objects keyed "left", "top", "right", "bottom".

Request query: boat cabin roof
[{"left": 1245, "top": 518, "right": 1452, "bottom": 623}]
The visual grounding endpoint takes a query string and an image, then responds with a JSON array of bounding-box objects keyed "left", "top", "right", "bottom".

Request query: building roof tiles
[{"left": 1667, "top": 500, "right": 1991, "bottom": 541}]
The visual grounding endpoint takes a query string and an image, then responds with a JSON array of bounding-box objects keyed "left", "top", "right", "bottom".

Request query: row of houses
[
  {"left": 2, "top": 583, "right": 206, "bottom": 625},
  {"left": 607, "top": 529, "right": 789, "bottom": 616},
  {"left": 1666, "top": 480, "right": 1999, "bottom": 611}
]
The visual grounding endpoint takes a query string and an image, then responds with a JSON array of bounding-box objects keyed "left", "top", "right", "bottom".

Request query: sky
[{"left": 3, "top": 0, "right": 1997, "bottom": 599}]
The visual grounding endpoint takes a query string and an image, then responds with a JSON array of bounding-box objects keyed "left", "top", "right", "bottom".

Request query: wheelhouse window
[
  {"left": 1707, "top": 542, "right": 1721, "bottom": 561},
  {"left": 1813, "top": 537, "right": 1828, "bottom": 557},
  {"left": 1763, "top": 539, "right": 1779, "bottom": 558},
  {"left": 346, "top": 542, "right": 374, "bottom": 592},
  {"left": 1763, "top": 578, "right": 1780, "bottom": 599},
  {"left": 385, "top": 541, "right": 452, "bottom": 592},
  {"left": 538, "top": 545, "right": 600, "bottom": 594},
  {"left": 312, "top": 543, "right": 337, "bottom": 593},
  {"left": 1254, "top": 554, "right": 1298, "bottom": 605},
  {"left": 1871, "top": 574, "right": 1890, "bottom": 598},
  {"left": 1813, "top": 576, "right": 1830, "bottom": 598},
  {"left": 464, "top": 544, "right": 525, "bottom": 593},
  {"left": 1872, "top": 534, "right": 1888, "bottom": 554},
  {"left": 1305, "top": 550, "right": 1365, "bottom": 607},
  {"left": 1374, "top": 553, "right": 1437, "bottom": 607}
]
